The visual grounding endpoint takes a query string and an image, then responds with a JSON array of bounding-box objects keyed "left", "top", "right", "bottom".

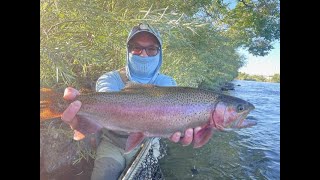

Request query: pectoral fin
[
  {"left": 193, "top": 125, "right": 214, "bottom": 148},
  {"left": 125, "top": 132, "right": 145, "bottom": 154}
]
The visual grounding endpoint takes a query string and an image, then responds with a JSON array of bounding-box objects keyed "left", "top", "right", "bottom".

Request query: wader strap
[{"left": 117, "top": 67, "right": 129, "bottom": 85}]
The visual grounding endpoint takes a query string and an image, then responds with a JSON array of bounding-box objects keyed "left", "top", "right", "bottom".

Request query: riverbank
[{"left": 236, "top": 72, "right": 280, "bottom": 83}]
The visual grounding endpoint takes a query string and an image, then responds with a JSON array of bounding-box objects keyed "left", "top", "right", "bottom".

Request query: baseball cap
[{"left": 126, "top": 23, "right": 162, "bottom": 46}]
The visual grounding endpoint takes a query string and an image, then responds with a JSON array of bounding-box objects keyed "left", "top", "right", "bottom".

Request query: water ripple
[{"left": 160, "top": 80, "right": 280, "bottom": 180}]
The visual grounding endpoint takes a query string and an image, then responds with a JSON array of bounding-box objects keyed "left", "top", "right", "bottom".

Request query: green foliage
[
  {"left": 40, "top": 0, "right": 280, "bottom": 90},
  {"left": 270, "top": 73, "right": 280, "bottom": 83},
  {"left": 200, "top": 0, "right": 280, "bottom": 56}
]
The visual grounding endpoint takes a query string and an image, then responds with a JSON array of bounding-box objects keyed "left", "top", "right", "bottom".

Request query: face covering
[{"left": 127, "top": 53, "right": 160, "bottom": 83}]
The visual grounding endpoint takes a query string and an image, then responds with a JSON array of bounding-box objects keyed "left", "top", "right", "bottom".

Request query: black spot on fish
[{"left": 191, "top": 165, "right": 199, "bottom": 175}]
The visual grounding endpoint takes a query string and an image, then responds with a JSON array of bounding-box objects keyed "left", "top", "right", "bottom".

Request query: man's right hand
[
  {"left": 61, "top": 87, "right": 103, "bottom": 141},
  {"left": 61, "top": 87, "right": 81, "bottom": 133}
]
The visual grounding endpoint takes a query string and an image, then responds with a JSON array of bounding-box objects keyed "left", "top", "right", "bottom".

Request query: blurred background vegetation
[
  {"left": 236, "top": 72, "right": 280, "bottom": 83},
  {"left": 40, "top": 0, "right": 280, "bottom": 91}
]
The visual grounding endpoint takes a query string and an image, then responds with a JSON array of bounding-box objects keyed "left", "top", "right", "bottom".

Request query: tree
[
  {"left": 270, "top": 73, "right": 280, "bottom": 83},
  {"left": 40, "top": 0, "right": 280, "bottom": 90},
  {"left": 199, "top": 0, "right": 280, "bottom": 56}
]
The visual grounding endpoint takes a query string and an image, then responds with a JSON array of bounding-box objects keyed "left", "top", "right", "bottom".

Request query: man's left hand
[{"left": 169, "top": 127, "right": 202, "bottom": 146}]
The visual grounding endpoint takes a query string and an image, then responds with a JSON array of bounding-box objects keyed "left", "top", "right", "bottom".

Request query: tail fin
[{"left": 40, "top": 88, "right": 65, "bottom": 122}]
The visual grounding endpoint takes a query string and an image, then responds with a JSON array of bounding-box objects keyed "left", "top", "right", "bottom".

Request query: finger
[
  {"left": 181, "top": 128, "right": 193, "bottom": 146},
  {"left": 194, "top": 126, "right": 202, "bottom": 135},
  {"left": 63, "top": 87, "right": 80, "bottom": 100},
  {"left": 169, "top": 132, "right": 181, "bottom": 143},
  {"left": 73, "top": 130, "right": 85, "bottom": 140},
  {"left": 61, "top": 100, "right": 82, "bottom": 128}
]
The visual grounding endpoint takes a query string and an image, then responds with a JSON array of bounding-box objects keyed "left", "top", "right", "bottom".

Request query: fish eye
[{"left": 237, "top": 104, "right": 244, "bottom": 112}]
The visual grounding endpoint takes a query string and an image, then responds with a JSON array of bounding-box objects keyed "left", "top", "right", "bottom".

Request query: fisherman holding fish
[{"left": 61, "top": 23, "right": 204, "bottom": 180}]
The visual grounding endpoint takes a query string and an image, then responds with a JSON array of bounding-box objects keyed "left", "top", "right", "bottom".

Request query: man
[{"left": 61, "top": 23, "right": 203, "bottom": 180}]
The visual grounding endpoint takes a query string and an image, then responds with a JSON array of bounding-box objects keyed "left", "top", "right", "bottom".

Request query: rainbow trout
[{"left": 40, "top": 84, "right": 256, "bottom": 153}]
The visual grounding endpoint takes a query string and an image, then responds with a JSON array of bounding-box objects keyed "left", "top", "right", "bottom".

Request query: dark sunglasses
[{"left": 128, "top": 45, "right": 160, "bottom": 56}]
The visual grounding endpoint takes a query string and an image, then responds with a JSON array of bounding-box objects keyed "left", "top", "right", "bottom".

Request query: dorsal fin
[{"left": 123, "top": 82, "right": 156, "bottom": 89}]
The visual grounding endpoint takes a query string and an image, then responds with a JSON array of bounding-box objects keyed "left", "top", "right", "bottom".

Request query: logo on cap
[{"left": 139, "top": 24, "right": 149, "bottom": 30}]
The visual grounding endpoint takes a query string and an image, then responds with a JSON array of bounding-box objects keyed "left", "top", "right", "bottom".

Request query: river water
[{"left": 159, "top": 80, "right": 280, "bottom": 180}]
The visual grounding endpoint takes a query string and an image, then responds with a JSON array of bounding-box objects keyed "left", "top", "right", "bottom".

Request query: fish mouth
[
  {"left": 235, "top": 103, "right": 256, "bottom": 128},
  {"left": 227, "top": 110, "right": 256, "bottom": 129},
  {"left": 233, "top": 111, "right": 257, "bottom": 128}
]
